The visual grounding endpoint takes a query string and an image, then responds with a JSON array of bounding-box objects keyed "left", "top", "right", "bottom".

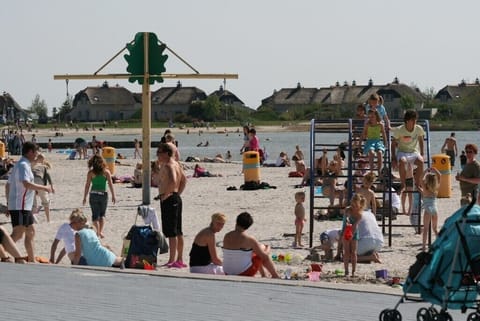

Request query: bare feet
[{"left": 373, "top": 252, "right": 382, "bottom": 263}]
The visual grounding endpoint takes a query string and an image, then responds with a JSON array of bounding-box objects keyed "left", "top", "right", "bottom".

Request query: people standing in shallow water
[
  {"left": 240, "top": 125, "right": 250, "bottom": 153},
  {"left": 82, "top": 154, "right": 116, "bottom": 239},
  {"left": 189, "top": 213, "right": 226, "bottom": 275},
  {"left": 133, "top": 138, "right": 142, "bottom": 159},
  {"left": 441, "top": 132, "right": 458, "bottom": 169}
]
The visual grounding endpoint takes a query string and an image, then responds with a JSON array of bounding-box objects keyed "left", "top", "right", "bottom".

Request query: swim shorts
[
  {"left": 160, "top": 193, "right": 183, "bottom": 238},
  {"left": 239, "top": 253, "right": 262, "bottom": 277},
  {"left": 9, "top": 210, "right": 34, "bottom": 227}
]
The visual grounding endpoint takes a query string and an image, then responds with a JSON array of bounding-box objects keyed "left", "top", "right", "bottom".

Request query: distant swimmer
[
  {"left": 204, "top": 141, "right": 210, "bottom": 147},
  {"left": 197, "top": 142, "right": 203, "bottom": 147}
]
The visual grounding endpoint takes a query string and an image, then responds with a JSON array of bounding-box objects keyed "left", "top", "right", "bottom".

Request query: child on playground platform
[
  {"left": 361, "top": 109, "right": 386, "bottom": 174},
  {"left": 293, "top": 191, "right": 306, "bottom": 248},
  {"left": 321, "top": 149, "right": 344, "bottom": 207},
  {"left": 418, "top": 167, "right": 441, "bottom": 251}
]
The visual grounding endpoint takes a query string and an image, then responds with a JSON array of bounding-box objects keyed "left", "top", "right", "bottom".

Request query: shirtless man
[
  {"left": 441, "top": 132, "right": 458, "bottom": 169},
  {"left": 164, "top": 134, "right": 180, "bottom": 161},
  {"left": 156, "top": 143, "right": 187, "bottom": 268},
  {"left": 222, "top": 212, "right": 280, "bottom": 278}
]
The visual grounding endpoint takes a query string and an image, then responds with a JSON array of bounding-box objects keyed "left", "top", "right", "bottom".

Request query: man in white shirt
[{"left": 6, "top": 142, "right": 52, "bottom": 262}]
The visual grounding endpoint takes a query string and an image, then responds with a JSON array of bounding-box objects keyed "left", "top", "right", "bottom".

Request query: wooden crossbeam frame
[{"left": 54, "top": 32, "right": 238, "bottom": 204}]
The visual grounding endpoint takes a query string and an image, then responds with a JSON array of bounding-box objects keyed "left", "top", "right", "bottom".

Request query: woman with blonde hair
[
  {"left": 71, "top": 209, "right": 124, "bottom": 267},
  {"left": 82, "top": 154, "right": 116, "bottom": 238},
  {"left": 189, "top": 213, "right": 227, "bottom": 274}
]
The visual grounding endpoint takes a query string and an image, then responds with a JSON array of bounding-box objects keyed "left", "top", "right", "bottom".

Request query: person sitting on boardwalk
[
  {"left": 223, "top": 212, "right": 279, "bottom": 278},
  {"left": 189, "top": 213, "right": 226, "bottom": 275}
]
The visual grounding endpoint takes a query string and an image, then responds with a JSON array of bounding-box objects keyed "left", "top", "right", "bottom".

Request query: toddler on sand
[{"left": 293, "top": 191, "right": 306, "bottom": 248}]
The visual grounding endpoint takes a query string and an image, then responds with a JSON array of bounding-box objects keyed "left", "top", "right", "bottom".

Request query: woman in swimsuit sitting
[
  {"left": 222, "top": 212, "right": 279, "bottom": 278},
  {"left": 189, "top": 213, "right": 226, "bottom": 274}
]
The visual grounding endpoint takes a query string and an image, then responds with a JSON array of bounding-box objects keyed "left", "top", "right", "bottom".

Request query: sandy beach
[{"left": 0, "top": 126, "right": 466, "bottom": 289}]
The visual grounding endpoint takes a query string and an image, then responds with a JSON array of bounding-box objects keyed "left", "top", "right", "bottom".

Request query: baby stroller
[{"left": 379, "top": 194, "right": 480, "bottom": 321}]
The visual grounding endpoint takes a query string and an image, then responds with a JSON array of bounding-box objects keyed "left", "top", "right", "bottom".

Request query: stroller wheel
[
  {"left": 417, "top": 307, "right": 431, "bottom": 321},
  {"left": 432, "top": 311, "right": 452, "bottom": 321},
  {"left": 379, "top": 309, "right": 388, "bottom": 321},
  {"left": 379, "top": 309, "right": 402, "bottom": 321},
  {"left": 467, "top": 312, "right": 480, "bottom": 321}
]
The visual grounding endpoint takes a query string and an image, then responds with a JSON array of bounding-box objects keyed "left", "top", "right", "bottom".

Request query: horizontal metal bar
[{"left": 53, "top": 73, "right": 239, "bottom": 80}]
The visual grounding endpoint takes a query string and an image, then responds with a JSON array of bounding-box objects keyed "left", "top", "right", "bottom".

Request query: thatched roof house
[{"left": 261, "top": 78, "right": 425, "bottom": 119}]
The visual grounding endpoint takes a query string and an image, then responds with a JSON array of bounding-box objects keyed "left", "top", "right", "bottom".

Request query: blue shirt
[{"left": 77, "top": 228, "right": 116, "bottom": 267}]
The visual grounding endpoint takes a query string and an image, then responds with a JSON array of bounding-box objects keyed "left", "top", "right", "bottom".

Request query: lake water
[{"left": 41, "top": 129, "right": 479, "bottom": 165}]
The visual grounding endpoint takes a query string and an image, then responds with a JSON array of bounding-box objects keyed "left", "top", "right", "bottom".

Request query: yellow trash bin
[
  {"left": 102, "top": 146, "right": 116, "bottom": 175},
  {"left": 0, "top": 141, "right": 5, "bottom": 159},
  {"left": 432, "top": 154, "right": 451, "bottom": 198},
  {"left": 243, "top": 151, "right": 260, "bottom": 183}
]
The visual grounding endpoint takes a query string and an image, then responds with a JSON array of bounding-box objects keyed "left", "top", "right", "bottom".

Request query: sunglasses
[{"left": 466, "top": 150, "right": 475, "bottom": 154}]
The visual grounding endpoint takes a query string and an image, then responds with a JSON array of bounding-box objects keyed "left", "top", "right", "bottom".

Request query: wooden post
[{"left": 142, "top": 32, "right": 152, "bottom": 205}]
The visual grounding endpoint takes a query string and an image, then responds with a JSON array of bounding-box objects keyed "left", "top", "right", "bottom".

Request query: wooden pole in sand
[{"left": 141, "top": 32, "right": 152, "bottom": 205}]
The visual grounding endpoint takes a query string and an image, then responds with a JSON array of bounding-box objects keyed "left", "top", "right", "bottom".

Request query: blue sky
[{"left": 1, "top": 0, "right": 479, "bottom": 112}]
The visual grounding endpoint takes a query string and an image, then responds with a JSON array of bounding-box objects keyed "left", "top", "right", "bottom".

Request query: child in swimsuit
[
  {"left": 361, "top": 110, "right": 387, "bottom": 175},
  {"left": 418, "top": 167, "right": 441, "bottom": 251},
  {"left": 321, "top": 149, "right": 344, "bottom": 207},
  {"left": 342, "top": 194, "right": 365, "bottom": 277},
  {"left": 293, "top": 191, "right": 306, "bottom": 248},
  {"left": 355, "top": 172, "right": 377, "bottom": 216}
]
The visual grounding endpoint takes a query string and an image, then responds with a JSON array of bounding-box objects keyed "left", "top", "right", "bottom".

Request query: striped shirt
[{"left": 7, "top": 157, "right": 35, "bottom": 211}]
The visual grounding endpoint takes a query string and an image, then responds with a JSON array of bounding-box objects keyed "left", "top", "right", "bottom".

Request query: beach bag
[{"left": 125, "top": 225, "right": 161, "bottom": 269}]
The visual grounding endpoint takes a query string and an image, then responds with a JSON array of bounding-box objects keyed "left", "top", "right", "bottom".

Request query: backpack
[{"left": 125, "top": 225, "right": 161, "bottom": 269}]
